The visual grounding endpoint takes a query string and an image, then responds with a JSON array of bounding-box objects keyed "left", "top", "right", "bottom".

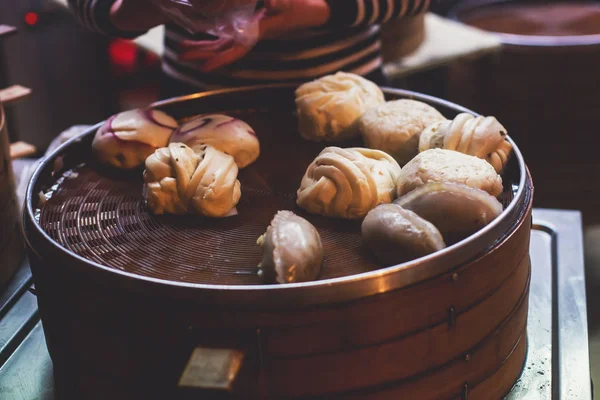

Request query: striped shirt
[{"left": 68, "top": 0, "right": 430, "bottom": 88}]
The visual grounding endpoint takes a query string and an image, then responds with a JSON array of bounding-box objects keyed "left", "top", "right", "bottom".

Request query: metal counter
[{"left": 0, "top": 209, "right": 592, "bottom": 399}]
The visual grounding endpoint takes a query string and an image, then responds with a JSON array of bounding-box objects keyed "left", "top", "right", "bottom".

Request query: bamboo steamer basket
[
  {"left": 447, "top": 0, "right": 600, "bottom": 222},
  {"left": 23, "top": 86, "right": 533, "bottom": 399}
]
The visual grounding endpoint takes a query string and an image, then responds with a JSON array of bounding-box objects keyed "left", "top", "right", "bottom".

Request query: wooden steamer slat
[
  {"left": 267, "top": 257, "right": 530, "bottom": 397},
  {"left": 331, "top": 287, "right": 529, "bottom": 399},
  {"left": 464, "top": 335, "right": 528, "bottom": 400}
]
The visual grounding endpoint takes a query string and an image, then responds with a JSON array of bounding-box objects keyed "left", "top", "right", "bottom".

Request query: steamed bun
[
  {"left": 358, "top": 99, "right": 446, "bottom": 165},
  {"left": 144, "top": 143, "right": 241, "bottom": 217},
  {"left": 295, "top": 72, "right": 385, "bottom": 142},
  {"left": 92, "top": 109, "right": 178, "bottom": 169},
  {"left": 169, "top": 114, "right": 260, "bottom": 168},
  {"left": 297, "top": 146, "right": 401, "bottom": 219},
  {"left": 419, "top": 113, "right": 513, "bottom": 173},
  {"left": 257, "top": 211, "right": 323, "bottom": 284},
  {"left": 397, "top": 149, "right": 503, "bottom": 198},
  {"left": 362, "top": 203, "right": 446, "bottom": 265}
]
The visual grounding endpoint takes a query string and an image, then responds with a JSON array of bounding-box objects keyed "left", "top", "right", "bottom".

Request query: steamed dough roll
[
  {"left": 295, "top": 72, "right": 385, "bottom": 142},
  {"left": 419, "top": 113, "right": 513, "bottom": 173},
  {"left": 297, "top": 147, "right": 401, "bottom": 219},
  {"left": 144, "top": 143, "right": 241, "bottom": 217}
]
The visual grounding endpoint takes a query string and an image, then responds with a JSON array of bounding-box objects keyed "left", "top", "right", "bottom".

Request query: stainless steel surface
[
  {"left": 23, "top": 85, "right": 532, "bottom": 306},
  {"left": 0, "top": 323, "right": 54, "bottom": 400},
  {"left": 541, "top": 209, "right": 591, "bottom": 400},
  {"left": 506, "top": 209, "right": 592, "bottom": 400},
  {"left": 0, "top": 208, "right": 591, "bottom": 399}
]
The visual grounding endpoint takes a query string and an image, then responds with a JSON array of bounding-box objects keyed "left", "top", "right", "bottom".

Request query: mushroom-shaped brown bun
[
  {"left": 144, "top": 143, "right": 241, "bottom": 217},
  {"left": 395, "top": 182, "right": 503, "bottom": 244},
  {"left": 357, "top": 99, "right": 446, "bottom": 165},
  {"left": 297, "top": 147, "right": 401, "bottom": 219},
  {"left": 419, "top": 113, "right": 513, "bottom": 173},
  {"left": 397, "top": 149, "right": 503, "bottom": 198},
  {"left": 362, "top": 203, "right": 446, "bottom": 266},
  {"left": 92, "top": 109, "right": 178, "bottom": 169},
  {"left": 295, "top": 72, "right": 385, "bottom": 142},
  {"left": 169, "top": 114, "right": 260, "bottom": 168},
  {"left": 257, "top": 211, "right": 324, "bottom": 284}
]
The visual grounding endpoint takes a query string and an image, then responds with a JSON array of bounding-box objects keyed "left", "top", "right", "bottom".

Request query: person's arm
[
  {"left": 326, "top": 0, "right": 430, "bottom": 27},
  {"left": 67, "top": 0, "right": 166, "bottom": 38}
]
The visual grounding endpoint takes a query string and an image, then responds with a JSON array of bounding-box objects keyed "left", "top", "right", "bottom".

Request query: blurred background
[{"left": 2, "top": 0, "right": 600, "bottom": 395}]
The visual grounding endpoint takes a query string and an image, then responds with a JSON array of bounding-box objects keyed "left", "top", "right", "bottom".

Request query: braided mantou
[
  {"left": 296, "top": 147, "right": 401, "bottom": 219},
  {"left": 419, "top": 113, "right": 513, "bottom": 173}
]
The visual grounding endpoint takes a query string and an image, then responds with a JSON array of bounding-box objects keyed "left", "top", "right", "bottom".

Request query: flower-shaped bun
[
  {"left": 295, "top": 72, "right": 385, "bottom": 142},
  {"left": 169, "top": 114, "right": 259, "bottom": 168},
  {"left": 297, "top": 147, "right": 401, "bottom": 219},
  {"left": 92, "top": 109, "right": 178, "bottom": 169},
  {"left": 419, "top": 113, "right": 513, "bottom": 173},
  {"left": 144, "top": 143, "right": 241, "bottom": 217}
]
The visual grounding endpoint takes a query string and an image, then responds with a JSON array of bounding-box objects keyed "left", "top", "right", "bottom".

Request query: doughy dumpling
[
  {"left": 144, "top": 143, "right": 241, "bottom": 217},
  {"left": 169, "top": 114, "right": 259, "bottom": 168},
  {"left": 358, "top": 99, "right": 446, "bottom": 165},
  {"left": 419, "top": 113, "right": 513, "bottom": 173},
  {"left": 397, "top": 149, "right": 503, "bottom": 198},
  {"left": 257, "top": 211, "right": 324, "bottom": 284},
  {"left": 92, "top": 109, "right": 178, "bottom": 169},
  {"left": 295, "top": 72, "right": 385, "bottom": 142},
  {"left": 362, "top": 203, "right": 446, "bottom": 266},
  {"left": 297, "top": 147, "right": 401, "bottom": 219},
  {"left": 395, "top": 182, "right": 503, "bottom": 244}
]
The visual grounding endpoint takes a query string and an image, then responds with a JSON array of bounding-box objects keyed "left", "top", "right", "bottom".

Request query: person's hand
[
  {"left": 187, "top": 0, "right": 260, "bottom": 16},
  {"left": 178, "top": 0, "right": 330, "bottom": 72},
  {"left": 110, "top": 0, "right": 170, "bottom": 32},
  {"left": 260, "top": 0, "right": 330, "bottom": 38}
]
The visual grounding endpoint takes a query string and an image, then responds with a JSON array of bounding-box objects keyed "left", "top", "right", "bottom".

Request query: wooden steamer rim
[
  {"left": 23, "top": 85, "right": 532, "bottom": 307},
  {"left": 449, "top": 0, "right": 600, "bottom": 48}
]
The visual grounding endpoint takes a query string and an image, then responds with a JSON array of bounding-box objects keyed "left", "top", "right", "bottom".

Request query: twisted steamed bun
[
  {"left": 295, "top": 72, "right": 385, "bottom": 142},
  {"left": 297, "top": 147, "right": 401, "bottom": 219},
  {"left": 144, "top": 143, "right": 241, "bottom": 217},
  {"left": 419, "top": 113, "right": 513, "bottom": 173}
]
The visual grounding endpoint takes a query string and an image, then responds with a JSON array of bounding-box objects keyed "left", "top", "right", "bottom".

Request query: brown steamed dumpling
[
  {"left": 257, "top": 211, "right": 324, "bottom": 284},
  {"left": 361, "top": 203, "right": 446, "bottom": 266}
]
